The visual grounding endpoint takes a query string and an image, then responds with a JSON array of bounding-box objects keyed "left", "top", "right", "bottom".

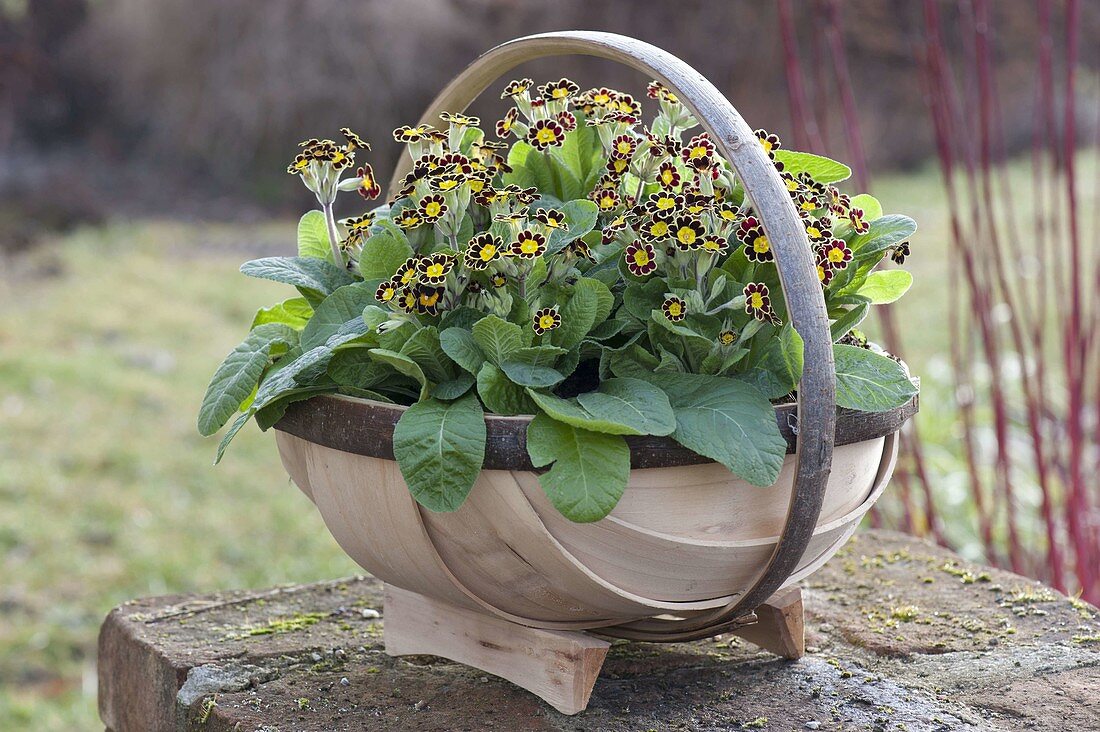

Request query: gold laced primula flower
[
  {"left": 639, "top": 216, "right": 672, "bottom": 243},
  {"left": 591, "top": 186, "right": 620, "bottom": 212},
  {"left": 556, "top": 111, "right": 578, "bottom": 132},
  {"left": 414, "top": 284, "right": 446, "bottom": 316},
  {"left": 564, "top": 239, "right": 597, "bottom": 263},
  {"left": 375, "top": 279, "right": 399, "bottom": 304},
  {"left": 355, "top": 164, "right": 381, "bottom": 200},
  {"left": 815, "top": 255, "right": 835, "bottom": 286},
  {"left": 343, "top": 213, "right": 375, "bottom": 232},
  {"left": 416, "top": 253, "right": 455, "bottom": 285},
  {"left": 657, "top": 161, "right": 681, "bottom": 189},
  {"left": 431, "top": 173, "right": 465, "bottom": 194},
  {"left": 610, "top": 135, "right": 638, "bottom": 159},
  {"left": 682, "top": 192, "right": 712, "bottom": 216},
  {"left": 392, "top": 124, "right": 434, "bottom": 144},
  {"left": 716, "top": 203, "right": 741, "bottom": 224},
  {"left": 646, "top": 80, "right": 680, "bottom": 104},
  {"left": 755, "top": 128, "right": 781, "bottom": 158},
  {"left": 539, "top": 78, "right": 580, "bottom": 102},
  {"left": 398, "top": 286, "right": 419, "bottom": 313},
  {"left": 340, "top": 127, "right": 371, "bottom": 152},
  {"left": 439, "top": 111, "right": 480, "bottom": 127},
  {"left": 490, "top": 273, "right": 508, "bottom": 288},
  {"left": 394, "top": 257, "right": 419, "bottom": 286},
  {"left": 501, "top": 77, "right": 533, "bottom": 99},
  {"left": 718, "top": 329, "right": 736, "bottom": 346},
  {"left": 681, "top": 133, "right": 715, "bottom": 169},
  {"left": 527, "top": 118, "right": 566, "bottom": 150},
  {"left": 662, "top": 296, "right": 687, "bottom": 322},
  {"left": 395, "top": 210, "right": 423, "bottom": 230},
  {"left": 605, "top": 156, "right": 631, "bottom": 178},
  {"left": 533, "top": 208, "right": 569, "bottom": 231},
  {"left": 602, "top": 214, "right": 628, "bottom": 245},
  {"left": 644, "top": 192, "right": 683, "bottom": 216},
  {"left": 510, "top": 230, "right": 547, "bottom": 259},
  {"left": 737, "top": 216, "right": 774, "bottom": 263},
  {"left": 417, "top": 194, "right": 448, "bottom": 223},
  {"left": 802, "top": 215, "right": 832, "bottom": 243},
  {"left": 532, "top": 306, "right": 562, "bottom": 336},
  {"left": 819, "top": 239, "right": 853, "bottom": 270},
  {"left": 700, "top": 235, "right": 729, "bottom": 254},
  {"left": 744, "top": 282, "right": 776, "bottom": 321},
  {"left": 624, "top": 241, "right": 658, "bottom": 276},
  {"left": 464, "top": 233, "right": 504, "bottom": 270},
  {"left": 848, "top": 207, "right": 870, "bottom": 234},
  {"left": 890, "top": 241, "right": 911, "bottom": 264},
  {"left": 672, "top": 215, "right": 705, "bottom": 251}
]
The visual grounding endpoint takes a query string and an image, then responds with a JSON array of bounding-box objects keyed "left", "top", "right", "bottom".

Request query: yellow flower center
[
  {"left": 800, "top": 199, "right": 816, "bottom": 211},
  {"left": 520, "top": 239, "right": 539, "bottom": 254},
  {"left": 660, "top": 169, "right": 675, "bottom": 185},
  {"left": 536, "top": 127, "right": 558, "bottom": 144},
  {"left": 721, "top": 209, "right": 737, "bottom": 221},
  {"left": 760, "top": 139, "right": 773, "bottom": 153},
  {"left": 400, "top": 269, "right": 416, "bottom": 285},
  {"left": 650, "top": 221, "right": 669, "bottom": 238},
  {"left": 750, "top": 292, "right": 765, "bottom": 309},
  {"left": 657, "top": 197, "right": 676, "bottom": 211},
  {"left": 479, "top": 244, "right": 497, "bottom": 261},
  {"left": 667, "top": 302, "right": 683, "bottom": 317},
  {"left": 677, "top": 227, "right": 698, "bottom": 246},
  {"left": 419, "top": 291, "right": 440, "bottom": 307},
  {"left": 381, "top": 287, "right": 395, "bottom": 300},
  {"left": 616, "top": 141, "right": 632, "bottom": 155},
  {"left": 539, "top": 314, "right": 557, "bottom": 329},
  {"left": 600, "top": 195, "right": 616, "bottom": 210},
  {"left": 704, "top": 239, "right": 721, "bottom": 252},
  {"left": 689, "top": 145, "right": 708, "bottom": 159},
  {"left": 753, "top": 235, "right": 770, "bottom": 254},
  {"left": 552, "top": 88, "right": 569, "bottom": 99},
  {"left": 501, "top": 118, "right": 513, "bottom": 132},
  {"left": 720, "top": 332, "right": 735, "bottom": 345},
  {"left": 438, "top": 180, "right": 459, "bottom": 191},
  {"left": 817, "top": 265, "right": 829, "bottom": 281},
  {"left": 807, "top": 225, "right": 822, "bottom": 239},
  {"left": 425, "top": 263, "right": 445, "bottom": 278},
  {"left": 611, "top": 158, "right": 629, "bottom": 174},
  {"left": 633, "top": 250, "right": 651, "bottom": 266},
  {"left": 424, "top": 201, "right": 442, "bottom": 218},
  {"left": 594, "top": 93, "right": 611, "bottom": 105},
  {"left": 828, "top": 247, "right": 845, "bottom": 263}
]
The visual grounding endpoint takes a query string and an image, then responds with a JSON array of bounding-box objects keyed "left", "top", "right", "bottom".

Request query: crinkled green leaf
[
  {"left": 297, "top": 210, "right": 332, "bottom": 261},
  {"left": 440, "top": 327, "right": 487, "bottom": 375},
  {"left": 357, "top": 230, "right": 415, "bottom": 280},
  {"left": 738, "top": 322, "right": 804, "bottom": 399},
  {"left": 393, "top": 394, "right": 486, "bottom": 512},
  {"left": 251, "top": 297, "right": 313, "bottom": 331},
  {"left": 833, "top": 344, "right": 918, "bottom": 412},
  {"left": 240, "top": 257, "right": 357, "bottom": 306},
  {"left": 301, "top": 282, "right": 377, "bottom": 350},
  {"left": 525, "top": 412, "right": 629, "bottom": 522},
  {"left": 773, "top": 150, "right": 851, "bottom": 183},
  {"left": 471, "top": 315, "right": 526, "bottom": 365},
  {"left": 849, "top": 215, "right": 917, "bottom": 258},
  {"left": 476, "top": 363, "right": 537, "bottom": 415},
  {"left": 575, "top": 378, "right": 676, "bottom": 437},
  {"left": 198, "top": 323, "right": 298, "bottom": 436},
  {"left": 640, "top": 372, "right": 786, "bottom": 487},
  {"left": 499, "top": 360, "right": 564, "bottom": 388},
  {"left": 368, "top": 348, "right": 430, "bottom": 400},
  {"left": 848, "top": 194, "right": 883, "bottom": 221},
  {"left": 399, "top": 326, "right": 454, "bottom": 383},
  {"left": 432, "top": 373, "right": 475, "bottom": 400},
  {"left": 550, "top": 279, "right": 601, "bottom": 350},
  {"left": 854, "top": 269, "right": 912, "bottom": 304}
]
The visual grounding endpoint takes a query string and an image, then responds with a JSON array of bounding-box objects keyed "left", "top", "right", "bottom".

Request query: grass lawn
[{"left": 0, "top": 154, "right": 1094, "bottom": 728}]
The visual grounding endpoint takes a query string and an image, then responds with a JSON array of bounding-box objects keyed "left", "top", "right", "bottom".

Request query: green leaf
[
  {"left": 251, "top": 297, "right": 313, "bottom": 330},
  {"left": 545, "top": 200, "right": 600, "bottom": 254},
  {"left": 854, "top": 269, "right": 912, "bottom": 304},
  {"left": 432, "top": 373, "right": 475, "bottom": 400},
  {"left": 558, "top": 122, "right": 603, "bottom": 190},
  {"left": 508, "top": 345, "right": 568, "bottom": 366},
  {"left": 328, "top": 349, "right": 392, "bottom": 390},
  {"left": 550, "top": 279, "right": 600, "bottom": 350},
  {"left": 297, "top": 210, "right": 332, "bottom": 261},
  {"left": 240, "top": 256, "right": 357, "bottom": 306},
  {"left": 301, "top": 282, "right": 376, "bottom": 350},
  {"left": 499, "top": 360, "right": 564, "bottom": 388},
  {"left": 399, "top": 326, "right": 454, "bottom": 383},
  {"left": 830, "top": 301, "right": 870, "bottom": 341},
  {"left": 440, "top": 327, "right": 487, "bottom": 375},
  {"left": 198, "top": 323, "right": 298, "bottom": 436},
  {"left": 476, "top": 363, "right": 537, "bottom": 415},
  {"left": 833, "top": 344, "right": 918, "bottom": 412},
  {"left": 393, "top": 394, "right": 487, "bottom": 512},
  {"left": 575, "top": 378, "right": 676, "bottom": 436},
  {"left": 739, "top": 323, "right": 804, "bottom": 399},
  {"left": 849, "top": 215, "right": 917, "bottom": 258},
  {"left": 525, "top": 412, "right": 629, "bottom": 522},
  {"left": 848, "top": 194, "right": 883, "bottom": 221},
  {"left": 357, "top": 230, "right": 415, "bottom": 280},
  {"left": 368, "top": 348, "right": 430, "bottom": 400},
  {"left": 642, "top": 372, "right": 787, "bottom": 487},
  {"left": 773, "top": 150, "right": 851, "bottom": 183},
  {"left": 526, "top": 384, "right": 663, "bottom": 437},
  {"left": 471, "top": 315, "right": 526, "bottom": 365}
]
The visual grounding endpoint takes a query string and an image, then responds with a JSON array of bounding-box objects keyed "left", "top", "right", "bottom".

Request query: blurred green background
[{"left": 1, "top": 1, "right": 1098, "bottom": 728}]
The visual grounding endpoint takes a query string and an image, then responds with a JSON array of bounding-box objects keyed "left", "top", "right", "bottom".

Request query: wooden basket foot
[
  {"left": 383, "top": 584, "right": 610, "bottom": 715},
  {"left": 727, "top": 585, "right": 805, "bottom": 659}
]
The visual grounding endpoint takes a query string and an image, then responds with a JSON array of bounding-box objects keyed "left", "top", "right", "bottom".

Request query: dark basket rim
[{"left": 274, "top": 389, "right": 918, "bottom": 471}]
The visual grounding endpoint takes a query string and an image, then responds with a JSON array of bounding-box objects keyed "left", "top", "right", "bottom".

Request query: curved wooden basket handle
[{"left": 392, "top": 31, "right": 836, "bottom": 633}]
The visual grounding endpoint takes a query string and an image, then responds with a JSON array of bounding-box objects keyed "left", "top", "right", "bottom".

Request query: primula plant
[{"left": 199, "top": 78, "right": 918, "bottom": 522}]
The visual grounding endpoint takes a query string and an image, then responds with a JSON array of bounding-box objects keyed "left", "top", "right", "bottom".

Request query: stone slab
[{"left": 97, "top": 530, "right": 1100, "bottom": 731}]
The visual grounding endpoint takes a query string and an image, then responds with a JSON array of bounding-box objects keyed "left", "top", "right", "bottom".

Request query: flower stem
[{"left": 321, "top": 201, "right": 346, "bottom": 269}]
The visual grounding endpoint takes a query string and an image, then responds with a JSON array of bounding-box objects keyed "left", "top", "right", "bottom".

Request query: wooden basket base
[{"left": 383, "top": 583, "right": 805, "bottom": 715}]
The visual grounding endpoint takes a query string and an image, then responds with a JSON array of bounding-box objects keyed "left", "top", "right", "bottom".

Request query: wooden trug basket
[{"left": 273, "top": 31, "right": 917, "bottom": 715}]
